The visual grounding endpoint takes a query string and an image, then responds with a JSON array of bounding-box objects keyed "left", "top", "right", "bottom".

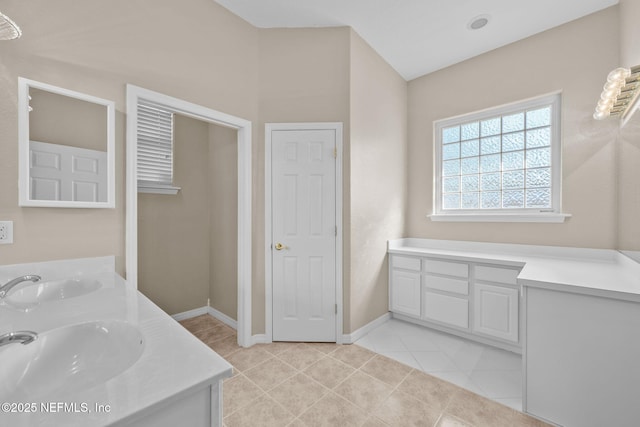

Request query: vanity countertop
[
  {"left": 0, "top": 257, "right": 233, "bottom": 426},
  {"left": 389, "top": 238, "right": 640, "bottom": 303}
]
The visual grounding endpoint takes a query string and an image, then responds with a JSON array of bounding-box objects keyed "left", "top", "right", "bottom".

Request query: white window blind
[{"left": 137, "top": 99, "right": 178, "bottom": 193}]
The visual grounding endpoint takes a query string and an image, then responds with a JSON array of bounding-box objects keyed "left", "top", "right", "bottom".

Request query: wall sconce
[
  {"left": 593, "top": 65, "right": 640, "bottom": 126},
  {"left": 0, "top": 10, "right": 22, "bottom": 41}
]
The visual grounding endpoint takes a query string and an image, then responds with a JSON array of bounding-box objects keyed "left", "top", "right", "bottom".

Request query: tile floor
[
  {"left": 179, "top": 315, "right": 549, "bottom": 427},
  {"left": 354, "top": 318, "right": 523, "bottom": 411}
]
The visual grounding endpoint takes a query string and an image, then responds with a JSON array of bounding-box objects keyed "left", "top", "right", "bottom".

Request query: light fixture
[
  {"left": 468, "top": 15, "right": 490, "bottom": 31},
  {"left": 0, "top": 10, "right": 21, "bottom": 40},
  {"left": 593, "top": 65, "right": 640, "bottom": 123}
]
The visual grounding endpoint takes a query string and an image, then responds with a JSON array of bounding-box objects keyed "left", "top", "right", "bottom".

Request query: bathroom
[{"left": 1, "top": 0, "right": 639, "bottom": 426}]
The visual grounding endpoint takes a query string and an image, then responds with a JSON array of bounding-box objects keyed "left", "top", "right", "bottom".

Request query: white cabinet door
[
  {"left": 473, "top": 283, "right": 518, "bottom": 342},
  {"left": 390, "top": 269, "right": 421, "bottom": 317},
  {"left": 423, "top": 291, "right": 469, "bottom": 329}
]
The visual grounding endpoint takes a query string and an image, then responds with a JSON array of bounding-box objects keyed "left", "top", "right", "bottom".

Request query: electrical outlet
[{"left": 0, "top": 221, "right": 14, "bottom": 244}]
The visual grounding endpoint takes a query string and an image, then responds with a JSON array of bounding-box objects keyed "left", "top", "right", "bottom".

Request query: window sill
[
  {"left": 428, "top": 212, "right": 571, "bottom": 223},
  {"left": 138, "top": 185, "right": 181, "bottom": 195}
]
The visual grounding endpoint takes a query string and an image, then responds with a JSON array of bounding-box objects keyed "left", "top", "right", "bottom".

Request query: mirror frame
[{"left": 18, "top": 77, "right": 116, "bottom": 208}]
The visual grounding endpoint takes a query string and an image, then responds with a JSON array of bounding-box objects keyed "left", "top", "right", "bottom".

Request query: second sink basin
[
  {"left": 4, "top": 278, "right": 102, "bottom": 309},
  {"left": 0, "top": 320, "right": 145, "bottom": 401}
]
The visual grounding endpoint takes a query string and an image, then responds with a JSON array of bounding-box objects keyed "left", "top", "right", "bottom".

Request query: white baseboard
[
  {"left": 207, "top": 306, "right": 238, "bottom": 330},
  {"left": 174, "top": 308, "right": 390, "bottom": 346},
  {"left": 171, "top": 306, "right": 209, "bottom": 322},
  {"left": 250, "top": 334, "right": 268, "bottom": 346},
  {"left": 342, "top": 312, "right": 391, "bottom": 344},
  {"left": 171, "top": 306, "right": 238, "bottom": 332}
]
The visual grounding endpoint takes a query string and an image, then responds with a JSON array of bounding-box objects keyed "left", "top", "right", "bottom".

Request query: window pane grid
[{"left": 440, "top": 102, "right": 555, "bottom": 211}]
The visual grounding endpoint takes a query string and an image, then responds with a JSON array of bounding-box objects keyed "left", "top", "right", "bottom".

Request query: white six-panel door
[
  {"left": 271, "top": 129, "right": 337, "bottom": 342},
  {"left": 29, "top": 140, "right": 108, "bottom": 202}
]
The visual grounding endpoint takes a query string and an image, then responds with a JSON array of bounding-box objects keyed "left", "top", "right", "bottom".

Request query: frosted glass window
[
  {"left": 480, "top": 136, "right": 501, "bottom": 155},
  {"left": 443, "top": 193, "right": 460, "bottom": 209},
  {"left": 481, "top": 173, "right": 501, "bottom": 191},
  {"left": 443, "top": 177, "right": 460, "bottom": 193},
  {"left": 481, "top": 118, "right": 501, "bottom": 136},
  {"left": 461, "top": 157, "right": 479, "bottom": 174},
  {"left": 461, "top": 140, "right": 479, "bottom": 158},
  {"left": 526, "top": 107, "right": 551, "bottom": 129},
  {"left": 443, "top": 126, "right": 460, "bottom": 143},
  {"left": 503, "top": 132, "right": 524, "bottom": 152},
  {"left": 443, "top": 159, "right": 460, "bottom": 176},
  {"left": 503, "top": 171, "right": 525, "bottom": 190},
  {"left": 480, "top": 154, "right": 500, "bottom": 173},
  {"left": 434, "top": 93, "right": 561, "bottom": 215},
  {"left": 461, "top": 175, "right": 479, "bottom": 192},
  {"left": 461, "top": 192, "right": 479, "bottom": 209},
  {"left": 503, "top": 190, "right": 525, "bottom": 208},
  {"left": 443, "top": 143, "right": 460, "bottom": 160},
  {"left": 461, "top": 122, "right": 479, "bottom": 140},
  {"left": 502, "top": 113, "right": 524, "bottom": 133}
]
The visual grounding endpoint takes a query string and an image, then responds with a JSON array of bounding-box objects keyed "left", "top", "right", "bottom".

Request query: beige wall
[
  {"left": 139, "top": 118, "right": 240, "bottom": 317},
  {"left": 258, "top": 27, "right": 351, "bottom": 334},
  {"left": 616, "top": 0, "right": 640, "bottom": 251},
  {"left": 348, "top": 31, "right": 407, "bottom": 332},
  {"left": 138, "top": 115, "right": 211, "bottom": 314},
  {"left": 3, "top": 1, "right": 636, "bottom": 337},
  {"left": 30, "top": 88, "right": 107, "bottom": 152},
  {"left": 209, "top": 125, "right": 238, "bottom": 320},
  {"left": 619, "top": 0, "right": 640, "bottom": 68},
  {"left": 407, "top": 7, "right": 620, "bottom": 249},
  {"left": 0, "top": 0, "right": 258, "bottom": 277}
]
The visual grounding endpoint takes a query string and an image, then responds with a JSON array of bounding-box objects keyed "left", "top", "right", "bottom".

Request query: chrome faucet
[
  {"left": 0, "top": 275, "right": 41, "bottom": 298},
  {"left": 0, "top": 331, "right": 38, "bottom": 347}
]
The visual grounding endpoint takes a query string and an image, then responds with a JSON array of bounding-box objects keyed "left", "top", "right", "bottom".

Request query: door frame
[
  {"left": 126, "top": 85, "right": 253, "bottom": 347},
  {"left": 264, "top": 122, "right": 343, "bottom": 344}
]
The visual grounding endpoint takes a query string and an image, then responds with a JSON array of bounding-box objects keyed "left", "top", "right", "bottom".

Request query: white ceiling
[{"left": 214, "top": 0, "right": 618, "bottom": 80}]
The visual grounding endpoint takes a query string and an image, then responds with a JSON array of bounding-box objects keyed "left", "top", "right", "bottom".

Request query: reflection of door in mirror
[{"left": 29, "top": 88, "right": 109, "bottom": 203}]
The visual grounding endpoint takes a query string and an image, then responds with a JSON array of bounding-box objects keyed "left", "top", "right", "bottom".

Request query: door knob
[{"left": 275, "top": 243, "right": 287, "bottom": 250}]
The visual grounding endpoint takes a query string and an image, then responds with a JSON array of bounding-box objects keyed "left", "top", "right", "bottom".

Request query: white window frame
[
  {"left": 430, "top": 92, "right": 570, "bottom": 223},
  {"left": 136, "top": 99, "right": 181, "bottom": 195}
]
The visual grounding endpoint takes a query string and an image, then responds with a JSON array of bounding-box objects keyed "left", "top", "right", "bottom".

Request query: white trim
[
  {"left": 207, "top": 306, "right": 238, "bottom": 330},
  {"left": 171, "top": 306, "right": 209, "bottom": 322},
  {"left": 341, "top": 312, "right": 392, "bottom": 344},
  {"left": 428, "top": 213, "right": 571, "bottom": 223},
  {"left": 171, "top": 306, "right": 238, "bottom": 330},
  {"left": 137, "top": 185, "right": 181, "bottom": 195},
  {"left": 18, "top": 77, "right": 116, "bottom": 209},
  {"left": 250, "top": 334, "right": 268, "bottom": 345},
  {"left": 126, "top": 85, "right": 252, "bottom": 348},
  {"left": 264, "top": 122, "right": 344, "bottom": 344}
]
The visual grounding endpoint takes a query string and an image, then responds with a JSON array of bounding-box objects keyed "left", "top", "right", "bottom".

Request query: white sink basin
[
  {"left": 0, "top": 320, "right": 145, "bottom": 401},
  {"left": 4, "top": 278, "right": 102, "bottom": 309}
]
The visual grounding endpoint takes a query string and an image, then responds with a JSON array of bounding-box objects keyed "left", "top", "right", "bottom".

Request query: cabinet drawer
[
  {"left": 423, "top": 274, "right": 468, "bottom": 295},
  {"left": 475, "top": 265, "right": 519, "bottom": 285},
  {"left": 392, "top": 255, "right": 421, "bottom": 271},
  {"left": 423, "top": 291, "right": 469, "bottom": 329},
  {"left": 424, "top": 259, "right": 468, "bottom": 278}
]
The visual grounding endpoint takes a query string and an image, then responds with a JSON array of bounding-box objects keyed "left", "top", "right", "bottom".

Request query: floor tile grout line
[
  {"left": 242, "top": 355, "right": 301, "bottom": 393},
  {"left": 221, "top": 375, "right": 268, "bottom": 421},
  {"left": 199, "top": 317, "right": 534, "bottom": 425}
]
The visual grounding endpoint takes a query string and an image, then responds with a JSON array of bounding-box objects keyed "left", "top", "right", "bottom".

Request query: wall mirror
[{"left": 18, "top": 77, "right": 115, "bottom": 208}]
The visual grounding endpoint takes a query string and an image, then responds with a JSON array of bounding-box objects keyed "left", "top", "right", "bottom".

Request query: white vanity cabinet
[{"left": 388, "top": 254, "right": 522, "bottom": 351}]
